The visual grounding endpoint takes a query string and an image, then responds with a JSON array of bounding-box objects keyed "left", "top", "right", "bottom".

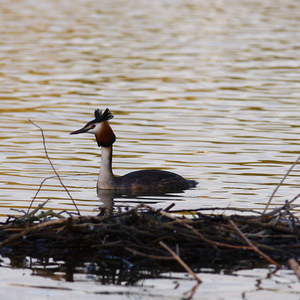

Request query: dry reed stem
[
  {"left": 159, "top": 241, "right": 202, "bottom": 283},
  {"left": 125, "top": 246, "right": 173, "bottom": 260},
  {"left": 157, "top": 209, "right": 253, "bottom": 250},
  {"left": 287, "top": 192, "right": 300, "bottom": 206},
  {"left": 263, "top": 155, "right": 300, "bottom": 214},
  {"left": 28, "top": 176, "right": 62, "bottom": 214},
  {"left": 288, "top": 258, "right": 300, "bottom": 282},
  {"left": 0, "top": 218, "right": 67, "bottom": 247},
  {"left": 17, "top": 199, "right": 50, "bottom": 222},
  {"left": 28, "top": 120, "right": 80, "bottom": 215},
  {"left": 169, "top": 207, "right": 263, "bottom": 215},
  {"left": 183, "top": 282, "right": 201, "bottom": 300},
  {"left": 229, "top": 220, "right": 281, "bottom": 268}
]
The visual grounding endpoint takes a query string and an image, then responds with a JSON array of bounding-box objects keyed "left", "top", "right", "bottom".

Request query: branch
[
  {"left": 159, "top": 241, "right": 202, "bottom": 283},
  {"left": 263, "top": 156, "right": 300, "bottom": 214},
  {"left": 229, "top": 220, "right": 281, "bottom": 269},
  {"left": 288, "top": 258, "right": 300, "bottom": 282},
  {"left": 28, "top": 120, "right": 80, "bottom": 215}
]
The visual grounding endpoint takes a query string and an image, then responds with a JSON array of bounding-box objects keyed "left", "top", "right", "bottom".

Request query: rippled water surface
[{"left": 0, "top": 0, "right": 300, "bottom": 298}]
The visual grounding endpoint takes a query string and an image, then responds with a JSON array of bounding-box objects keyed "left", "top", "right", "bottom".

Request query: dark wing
[{"left": 118, "top": 170, "right": 197, "bottom": 191}]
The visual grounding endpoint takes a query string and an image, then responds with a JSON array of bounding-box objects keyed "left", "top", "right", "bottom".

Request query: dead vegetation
[{"left": 1, "top": 198, "right": 300, "bottom": 272}]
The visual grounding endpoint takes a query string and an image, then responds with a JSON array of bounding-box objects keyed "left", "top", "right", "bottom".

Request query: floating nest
[{"left": 1, "top": 200, "right": 300, "bottom": 272}]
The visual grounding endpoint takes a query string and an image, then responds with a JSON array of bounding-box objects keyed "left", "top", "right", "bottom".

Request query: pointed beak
[{"left": 70, "top": 126, "right": 89, "bottom": 135}]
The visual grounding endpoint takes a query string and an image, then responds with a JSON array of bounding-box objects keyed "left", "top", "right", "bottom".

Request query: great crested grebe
[{"left": 70, "top": 109, "right": 197, "bottom": 191}]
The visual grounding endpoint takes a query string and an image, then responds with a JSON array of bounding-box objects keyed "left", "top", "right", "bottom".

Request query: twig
[
  {"left": 18, "top": 199, "right": 50, "bottom": 222},
  {"left": 156, "top": 209, "right": 252, "bottom": 250},
  {"left": 169, "top": 207, "right": 263, "bottom": 215},
  {"left": 287, "top": 192, "right": 300, "bottom": 206},
  {"left": 27, "top": 177, "right": 52, "bottom": 213},
  {"left": 125, "top": 246, "right": 173, "bottom": 260},
  {"left": 159, "top": 241, "right": 202, "bottom": 283},
  {"left": 0, "top": 218, "right": 67, "bottom": 247},
  {"left": 263, "top": 155, "right": 300, "bottom": 214},
  {"left": 229, "top": 220, "right": 281, "bottom": 268},
  {"left": 28, "top": 175, "right": 86, "bottom": 214},
  {"left": 183, "top": 282, "right": 201, "bottom": 300},
  {"left": 288, "top": 258, "right": 300, "bottom": 282},
  {"left": 33, "top": 209, "right": 66, "bottom": 221},
  {"left": 28, "top": 120, "right": 80, "bottom": 215},
  {"left": 164, "top": 203, "right": 175, "bottom": 212}
]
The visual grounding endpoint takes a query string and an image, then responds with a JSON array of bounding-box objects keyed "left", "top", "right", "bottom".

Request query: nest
[{"left": 1, "top": 200, "right": 300, "bottom": 273}]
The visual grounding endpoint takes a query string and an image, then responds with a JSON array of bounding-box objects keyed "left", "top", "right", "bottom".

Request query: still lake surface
[{"left": 0, "top": 0, "right": 300, "bottom": 298}]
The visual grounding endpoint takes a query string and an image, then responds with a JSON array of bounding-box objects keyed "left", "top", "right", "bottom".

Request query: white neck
[{"left": 97, "top": 145, "right": 116, "bottom": 189}]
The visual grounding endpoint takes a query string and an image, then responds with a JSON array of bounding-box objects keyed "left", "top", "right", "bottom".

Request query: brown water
[{"left": 0, "top": 0, "right": 300, "bottom": 298}]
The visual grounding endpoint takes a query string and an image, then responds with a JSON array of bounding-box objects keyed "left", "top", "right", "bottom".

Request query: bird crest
[{"left": 94, "top": 108, "right": 114, "bottom": 122}]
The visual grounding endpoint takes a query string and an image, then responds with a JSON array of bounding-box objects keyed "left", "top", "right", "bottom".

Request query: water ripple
[{"left": 0, "top": 0, "right": 299, "bottom": 220}]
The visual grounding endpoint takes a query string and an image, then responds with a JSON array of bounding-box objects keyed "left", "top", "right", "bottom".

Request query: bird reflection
[{"left": 96, "top": 187, "right": 187, "bottom": 212}]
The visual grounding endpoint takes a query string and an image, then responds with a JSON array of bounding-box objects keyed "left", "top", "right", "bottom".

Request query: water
[
  {"left": 0, "top": 0, "right": 300, "bottom": 298},
  {"left": 0, "top": 265, "right": 299, "bottom": 300}
]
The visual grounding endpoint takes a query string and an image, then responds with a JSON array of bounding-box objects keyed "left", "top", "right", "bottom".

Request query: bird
[{"left": 70, "top": 108, "right": 197, "bottom": 192}]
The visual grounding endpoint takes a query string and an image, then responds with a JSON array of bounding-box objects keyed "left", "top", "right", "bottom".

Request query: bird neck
[{"left": 97, "top": 145, "right": 116, "bottom": 189}]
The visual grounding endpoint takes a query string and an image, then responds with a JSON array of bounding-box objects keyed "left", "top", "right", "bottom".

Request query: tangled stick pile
[{"left": 0, "top": 200, "right": 300, "bottom": 271}]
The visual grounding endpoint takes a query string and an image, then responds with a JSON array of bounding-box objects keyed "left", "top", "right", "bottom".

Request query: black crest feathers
[
  {"left": 94, "top": 108, "right": 114, "bottom": 122},
  {"left": 95, "top": 108, "right": 114, "bottom": 122}
]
